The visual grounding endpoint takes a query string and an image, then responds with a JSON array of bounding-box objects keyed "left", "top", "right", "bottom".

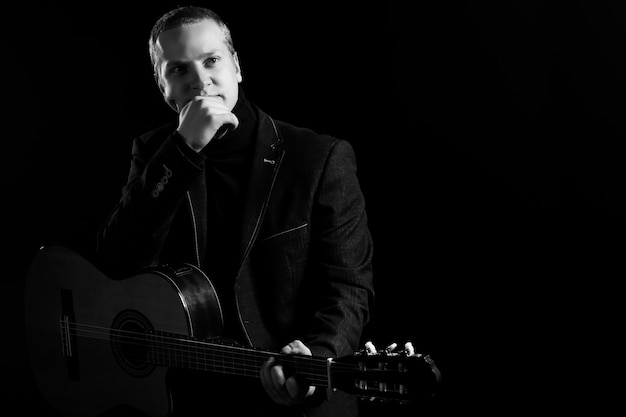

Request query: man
[{"left": 97, "top": 6, "right": 374, "bottom": 416}]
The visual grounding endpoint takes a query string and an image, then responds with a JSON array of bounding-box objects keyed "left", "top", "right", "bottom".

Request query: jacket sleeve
[
  {"left": 301, "top": 139, "right": 375, "bottom": 360},
  {"left": 97, "top": 133, "right": 206, "bottom": 278}
]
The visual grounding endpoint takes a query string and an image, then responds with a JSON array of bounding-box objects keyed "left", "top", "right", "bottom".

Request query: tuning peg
[
  {"left": 364, "top": 341, "right": 377, "bottom": 355},
  {"left": 403, "top": 341, "right": 422, "bottom": 357},
  {"left": 384, "top": 342, "right": 398, "bottom": 354}
]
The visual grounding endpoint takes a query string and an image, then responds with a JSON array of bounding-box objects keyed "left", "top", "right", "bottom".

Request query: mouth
[
  {"left": 177, "top": 94, "right": 223, "bottom": 108},
  {"left": 198, "top": 92, "right": 223, "bottom": 100}
]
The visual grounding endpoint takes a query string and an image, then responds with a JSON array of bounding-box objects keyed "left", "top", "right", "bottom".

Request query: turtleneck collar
[{"left": 202, "top": 85, "right": 257, "bottom": 157}]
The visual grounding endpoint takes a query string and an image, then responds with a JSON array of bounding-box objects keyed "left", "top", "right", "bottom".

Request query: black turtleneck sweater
[
  {"left": 201, "top": 90, "right": 256, "bottom": 282},
  {"left": 173, "top": 88, "right": 257, "bottom": 341}
]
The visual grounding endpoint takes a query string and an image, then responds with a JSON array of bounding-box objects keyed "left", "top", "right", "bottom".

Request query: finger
[
  {"left": 177, "top": 98, "right": 192, "bottom": 116},
  {"left": 180, "top": 95, "right": 229, "bottom": 115},
  {"left": 189, "top": 97, "right": 238, "bottom": 130},
  {"left": 212, "top": 113, "right": 239, "bottom": 140},
  {"left": 260, "top": 357, "right": 286, "bottom": 405},
  {"left": 281, "top": 339, "right": 312, "bottom": 356},
  {"left": 217, "top": 112, "right": 239, "bottom": 130},
  {"left": 285, "top": 375, "right": 316, "bottom": 402},
  {"left": 261, "top": 356, "right": 292, "bottom": 405},
  {"left": 270, "top": 363, "right": 293, "bottom": 405},
  {"left": 259, "top": 356, "right": 273, "bottom": 392},
  {"left": 280, "top": 341, "right": 315, "bottom": 402},
  {"left": 191, "top": 94, "right": 229, "bottom": 106},
  {"left": 285, "top": 375, "right": 303, "bottom": 401}
]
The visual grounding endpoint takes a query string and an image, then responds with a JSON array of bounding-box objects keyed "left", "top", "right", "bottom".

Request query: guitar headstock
[{"left": 331, "top": 342, "right": 441, "bottom": 404}]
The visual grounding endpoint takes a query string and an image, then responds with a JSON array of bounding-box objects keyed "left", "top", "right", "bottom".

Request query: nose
[{"left": 189, "top": 65, "right": 212, "bottom": 90}]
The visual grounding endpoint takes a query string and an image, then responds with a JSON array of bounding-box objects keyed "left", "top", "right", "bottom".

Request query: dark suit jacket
[{"left": 97, "top": 104, "right": 374, "bottom": 416}]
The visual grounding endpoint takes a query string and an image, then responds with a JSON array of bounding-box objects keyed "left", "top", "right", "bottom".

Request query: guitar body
[
  {"left": 24, "top": 246, "right": 223, "bottom": 417},
  {"left": 24, "top": 246, "right": 440, "bottom": 416}
]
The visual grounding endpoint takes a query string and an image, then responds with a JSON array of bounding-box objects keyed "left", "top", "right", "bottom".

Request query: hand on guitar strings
[{"left": 260, "top": 340, "right": 316, "bottom": 406}]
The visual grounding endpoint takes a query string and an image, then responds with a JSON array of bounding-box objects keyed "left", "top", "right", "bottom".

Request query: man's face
[{"left": 156, "top": 19, "right": 242, "bottom": 112}]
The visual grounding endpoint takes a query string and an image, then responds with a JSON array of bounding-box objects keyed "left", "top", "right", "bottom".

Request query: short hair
[{"left": 148, "top": 6, "right": 235, "bottom": 78}]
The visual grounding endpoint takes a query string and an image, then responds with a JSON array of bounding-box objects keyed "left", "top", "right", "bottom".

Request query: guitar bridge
[
  {"left": 60, "top": 315, "right": 72, "bottom": 357},
  {"left": 60, "top": 288, "right": 79, "bottom": 380}
]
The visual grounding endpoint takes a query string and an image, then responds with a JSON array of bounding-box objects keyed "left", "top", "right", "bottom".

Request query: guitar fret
[
  {"left": 180, "top": 337, "right": 187, "bottom": 367},
  {"left": 173, "top": 337, "right": 179, "bottom": 367},
  {"left": 147, "top": 333, "right": 330, "bottom": 384}
]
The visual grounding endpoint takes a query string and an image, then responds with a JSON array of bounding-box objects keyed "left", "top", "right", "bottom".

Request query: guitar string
[
  {"left": 67, "top": 339, "right": 417, "bottom": 395},
  {"left": 70, "top": 331, "right": 330, "bottom": 385},
  {"left": 61, "top": 322, "right": 419, "bottom": 396},
  {"left": 71, "top": 331, "right": 416, "bottom": 398},
  {"left": 65, "top": 320, "right": 415, "bottom": 373},
  {"left": 63, "top": 321, "right": 419, "bottom": 392},
  {"left": 62, "top": 321, "right": 365, "bottom": 384},
  {"left": 75, "top": 329, "right": 331, "bottom": 384},
  {"left": 64, "top": 321, "right": 364, "bottom": 368}
]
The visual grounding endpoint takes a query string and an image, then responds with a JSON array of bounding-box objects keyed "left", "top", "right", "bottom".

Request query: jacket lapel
[
  {"left": 187, "top": 177, "right": 208, "bottom": 268},
  {"left": 237, "top": 110, "right": 284, "bottom": 267}
]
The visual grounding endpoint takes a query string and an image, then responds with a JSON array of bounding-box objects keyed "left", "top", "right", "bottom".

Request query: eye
[
  {"left": 167, "top": 65, "right": 187, "bottom": 76},
  {"left": 204, "top": 57, "right": 220, "bottom": 67}
]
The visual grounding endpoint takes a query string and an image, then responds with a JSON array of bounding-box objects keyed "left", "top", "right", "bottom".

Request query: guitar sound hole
[{"left": 110, "top": 309, "right": 155, "bottom": 377}]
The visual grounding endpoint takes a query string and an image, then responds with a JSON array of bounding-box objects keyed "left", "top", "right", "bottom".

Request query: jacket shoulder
[
  {"left": 272, "top": 118, "right": 338, "bottom": 146},
  {"left": 265, "top": 116, "right": 359, "bottom": 177},
  {"left": 137, "top": 122, "right": 177, "bottom": 143},
  {"left": 265, "top": 117, "right": 357, "bottom": 162},
  {"left": 131, "top": 122, "right": 178, "bottom": 155}
]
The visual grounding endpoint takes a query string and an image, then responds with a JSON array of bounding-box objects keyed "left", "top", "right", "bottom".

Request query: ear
[
  {"left": 233, "top": 52, "right": 243, "bottom": 83},
  {"left": 154, "top": 72, "right": 165, "bottom": 93}
]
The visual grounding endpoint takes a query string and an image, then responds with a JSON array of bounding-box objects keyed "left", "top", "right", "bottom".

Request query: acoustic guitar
[{"left": 24, "top": 246, "right": 440, "bottom": 416}]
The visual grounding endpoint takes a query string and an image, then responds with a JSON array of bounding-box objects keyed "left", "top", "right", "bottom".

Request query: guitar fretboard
[
  {"left": 147, "top": 330, "right": 330, "bottom": 386},
  {"left": 66, "top": 321, "right": 333, "bottom": 387}
]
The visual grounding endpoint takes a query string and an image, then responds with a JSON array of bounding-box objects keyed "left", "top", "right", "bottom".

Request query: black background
[{"left": 3, "top": 1, "right": 623, "bottom": 415}]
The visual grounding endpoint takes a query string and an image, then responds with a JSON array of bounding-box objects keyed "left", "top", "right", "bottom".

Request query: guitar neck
[
  {"left": 144, "top": 330, "right": 331, "bottom": 388},
  {"left": 26, "top": 245, "right": 438, "bottom": 416}
]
